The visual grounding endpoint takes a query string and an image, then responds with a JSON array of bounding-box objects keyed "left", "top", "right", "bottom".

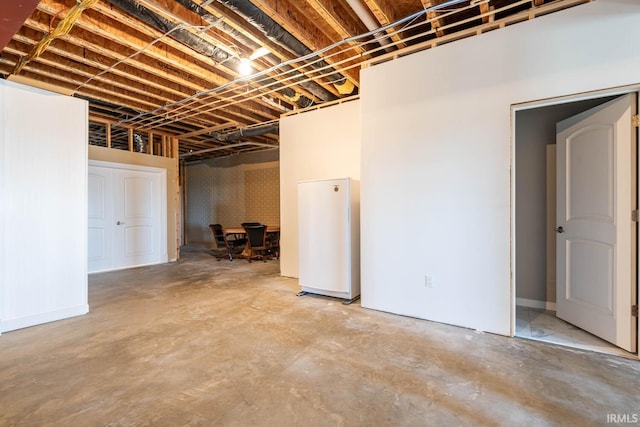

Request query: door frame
[
  {"left": 510, "top": 84, "right": 639, "bottom": 359},
  {"left": 88, "top": 160, "right": 168, "bottom": 272}
]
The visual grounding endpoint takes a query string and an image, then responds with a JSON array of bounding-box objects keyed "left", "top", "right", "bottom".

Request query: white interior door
[
  {"left": 88, "top": 162, "right": 167, "bottom": 273},
  {"left": 113, "top": 168, "right": 163, "bottom": 269},
  {"left": 556, "top": 94, "right": 637, "bottom": 352},
  {"left": 88, "top": 166, "right": 114, "bottom": 272}
]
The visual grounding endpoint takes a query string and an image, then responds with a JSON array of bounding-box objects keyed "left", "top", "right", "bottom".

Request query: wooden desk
[{"left": 223, "top": 226, "right": 280, "bottom": 235}]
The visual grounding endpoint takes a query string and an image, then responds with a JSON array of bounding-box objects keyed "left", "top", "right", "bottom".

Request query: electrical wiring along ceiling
[{"left": 0, "top": 0, "right": 591, "bottom": 160}]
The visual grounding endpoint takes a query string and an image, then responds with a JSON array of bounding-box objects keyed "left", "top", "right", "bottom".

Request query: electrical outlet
[{"left": 425, "top": 275, "right": 434, "bottom": 288}]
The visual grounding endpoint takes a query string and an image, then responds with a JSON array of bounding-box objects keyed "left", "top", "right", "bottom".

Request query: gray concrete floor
[{"left": 1, "top": 246, "right": 638, "bottom": 426}]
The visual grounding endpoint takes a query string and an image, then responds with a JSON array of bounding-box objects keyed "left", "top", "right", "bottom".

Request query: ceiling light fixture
[{"left": 238, "top": 57, "right": 252, "bottom": 76}]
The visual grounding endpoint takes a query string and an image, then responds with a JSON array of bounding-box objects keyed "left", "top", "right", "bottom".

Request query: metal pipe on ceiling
[{"left": 345, "top": 0, "right": 393, "bottom": 49}]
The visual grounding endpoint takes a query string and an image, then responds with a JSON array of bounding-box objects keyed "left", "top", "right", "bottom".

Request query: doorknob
[
  {"left": 117, "top": 221, "right": 125, "bottom": 225},
  {"left": 554, "top": 226, "right": 564, "bottom": 233}
]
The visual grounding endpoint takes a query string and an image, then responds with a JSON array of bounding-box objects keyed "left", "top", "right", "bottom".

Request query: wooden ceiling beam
[
  {"left": 88, "top": 114, "right": 183, "bottom": 139},
  {"left": 26, "top": 10, "right": 228, "bottom": 93},
  {"left": 89, "top": 110, "right": 212, "bottom": 139},
  {"left": 4, "top": 42, "right": 179, "bottom": 106},
  {"left": 9, "top": 34, "right": 280, "bottom": 128},
  {"left": 191, "top": 0, "right": 340, "bottom": 98},
  {"left": 90, "top": 1, "right": 315, "bottom": 105},
  {"left": 361, "top": 0, "right": 407, "bottom": 48},
  {"left": 31, "top": 3, "right": 290, "bottom": 119},
  {"left": 249, "top": 0, "right": 360, "bottom": 86},
  {"left": 1, "top": 57, "right": 222, "bottom": 128},
  {"left": 304, "top": 0, "right": 369, "bottom": 48},
  {"left": 87, "top": 2, "right": 311, "bottom": 108},
  {"left": 19, "top": 17, "right": 252, "bottom": 123},
  {"left": 43, "top": 5, "right": 234, "bottom": 87},
  {"left": 129, "top": 0, "right": 318, "bottom": 106},
  {"left": 479, "top": 2, "right": 491, "bottom": 24},
  {"left": 422, "top": 0, "right": 446, "bottom": 37},
  {"left": 133, "top": 0, "right": 242, "bottom": 57},
  {"left": 194, "top": 0, "right": 331, "bottom": 99},
  {"left": 0, "top": 62, "right": 174, "bottom": 121},
  {"left": 12, "top": 27, "right": 198, "bottom": 99}
]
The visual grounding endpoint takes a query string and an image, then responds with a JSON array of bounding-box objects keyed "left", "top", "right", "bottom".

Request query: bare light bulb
[{"left": 238, "top": 58, "right": 252, "bottom": 76}]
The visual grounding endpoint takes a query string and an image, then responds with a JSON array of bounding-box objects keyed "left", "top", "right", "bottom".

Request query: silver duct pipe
[
  {"left": 208, "top": 122, "right": 279, "bottom": 142},
  {"left": 173, "top": 0, "right": 336, "bottom": 102},
  {"left": 180, "top": 141, "right": 276, "bottom": 158},
  {"left": 216, "top": 0, "right": 356, "bottom": 94},
  {"left": 106, "top": 0, "right": 229, "bottom": 61},
  {"left": 104, "top": 0, "right": 314, "bottom": 108}
]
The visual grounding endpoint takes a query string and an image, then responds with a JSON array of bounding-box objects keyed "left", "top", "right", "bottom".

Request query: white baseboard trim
[
  {"left": 89, "top": 259, "right": 168, "bottom": 274},
  {"left": 0, "top": 304, "right": 89, "bottom": 333},
  {"left": 516, "top": 297, "right": 556, "bottom": 311}
]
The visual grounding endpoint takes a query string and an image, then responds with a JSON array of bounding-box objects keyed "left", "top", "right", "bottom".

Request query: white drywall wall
[
  {"left": 280, "top": 100, "right": 361, "bottom": 277},
  {"left": 0, "top": 80, "right": 88, "bottom": 333},
  {"left": 360, "top": 0, "right": 640, "bottom": 335}
]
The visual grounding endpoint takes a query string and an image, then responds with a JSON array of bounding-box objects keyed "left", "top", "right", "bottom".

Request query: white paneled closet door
[
  {"left": 113, "top": 168, "right": 163, "bottom": 269},
  {"left": 88, "top": 166, "right": 114, "bottom": 272},
  {"left": 88, "top": 162, "right": 167, "bottom": 273}
]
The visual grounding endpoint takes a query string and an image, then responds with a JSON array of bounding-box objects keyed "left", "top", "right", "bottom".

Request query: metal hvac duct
[
  {"left": 209, "top": 122, "right": 279, "bottom": 142},
  {"left": 174, "top": 0, "right": 336, "bottom": 103},
  {"left": 216, "top": 0, "right": 356, "bottom": 95},
  {"left": 104, "top": 0, "right": 314, "bottom": 108},
  {"left": 180, "top": 141, "right": 277, "bottom": 158}
]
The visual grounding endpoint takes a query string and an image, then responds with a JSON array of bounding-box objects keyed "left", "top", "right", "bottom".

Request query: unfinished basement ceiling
[{"left": 0, "top": 0, "right": 590, "bottom": 161}]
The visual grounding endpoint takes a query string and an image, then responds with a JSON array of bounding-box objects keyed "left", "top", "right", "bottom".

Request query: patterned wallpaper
[
  {"left": 185, "top": 157, "right": 280, "bottom": 245},
  {"left": 245, "top": 167, "right": 280, "bottom": 227}
]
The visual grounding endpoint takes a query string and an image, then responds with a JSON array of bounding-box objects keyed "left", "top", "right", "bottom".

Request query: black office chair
[
  {"left": 242, "top": 224, "right": 271, "bottom": 262},
  {"left": 266, "top": 230, "right": 280, "bottom": 259},
  {"left": 238, "top": 222, "right": 260, "bottom": 250},
  {"left": 209, "top": 224, "right": 244, "bottom": 261},
  {"left": 241, "top": 222, "right": 261, "bottom": 227}
]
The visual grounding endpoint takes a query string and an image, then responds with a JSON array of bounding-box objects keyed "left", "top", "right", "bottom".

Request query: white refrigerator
[{"left": 298, "top": 178, "right": 360, "bottom": 303}]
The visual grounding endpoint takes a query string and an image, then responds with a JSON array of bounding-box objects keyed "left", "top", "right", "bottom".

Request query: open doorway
[{"left": 513, "top": 90, "right": 638, "bottom": 359}]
